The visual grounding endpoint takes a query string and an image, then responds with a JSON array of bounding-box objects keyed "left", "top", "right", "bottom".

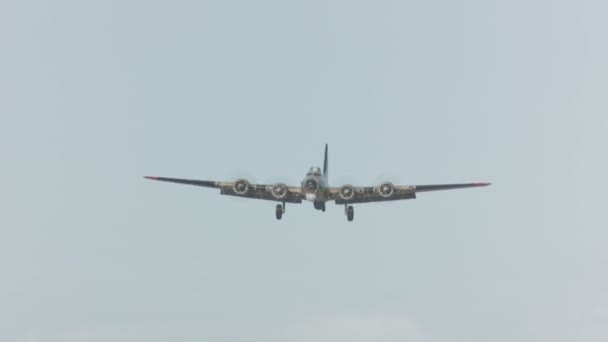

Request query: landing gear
[
  {"left": 345, "top": 205, "right": 354, "bottom": 222},
  {"left": 276, "top": 202, "right": 285, "bottom": 220}
]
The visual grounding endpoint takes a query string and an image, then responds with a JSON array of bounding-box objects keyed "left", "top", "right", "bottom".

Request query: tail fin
[{"left": 323, "top": 144, "right": 329, "bottom": 180}]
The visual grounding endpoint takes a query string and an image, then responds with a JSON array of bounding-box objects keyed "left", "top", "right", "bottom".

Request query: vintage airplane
[{"left": 144, "top": 145, "right": 490, "bottom": 221}]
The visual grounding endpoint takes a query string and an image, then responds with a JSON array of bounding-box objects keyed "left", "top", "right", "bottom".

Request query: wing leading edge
[
  {"left": 332, "top": 182, "right": 491, "bottom": 204},
  {"left": 414, "top": 182, "right": 491, "bottom": 192},
  {"left": 144, "top": 176, "right": 219, "bottom": 188},
  {"left": 144, "top": 176, "right": 303, "bottom": 203}
]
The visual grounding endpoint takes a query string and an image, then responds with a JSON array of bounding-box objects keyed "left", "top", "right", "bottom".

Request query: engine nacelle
[
  {"left": 376, "top": 182, "right": 395, "bottom": 198},
  {"left": 271, "top": 183, "right": 288, "bottom": 199},
  {"left": 233, "top": 179, "right": 250, "bottom": 195},
  {"left": 339, "top": 185, "right": 355, "bottom": 201}
]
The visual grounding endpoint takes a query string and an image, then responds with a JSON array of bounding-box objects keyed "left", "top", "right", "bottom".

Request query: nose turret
[{"left": 304, "top": 178, "right": 319, "bottom": 192}]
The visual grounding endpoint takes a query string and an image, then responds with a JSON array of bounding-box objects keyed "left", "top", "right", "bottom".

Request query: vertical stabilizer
[{"left": 323, "top": 144, "right": 329, "bottom": 181}]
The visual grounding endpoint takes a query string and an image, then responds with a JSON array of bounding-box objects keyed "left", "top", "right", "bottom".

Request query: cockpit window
[{"left": 307, "top": 167, "right": 321, "bottom": 176}]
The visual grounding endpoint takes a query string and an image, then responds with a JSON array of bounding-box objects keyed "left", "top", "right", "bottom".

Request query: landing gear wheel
[
  {"left": 276, "top": 204, "right": 283, "bottom": 220},
  {"left": 346, "top": 206, "right": 354, "bottom": 222}
]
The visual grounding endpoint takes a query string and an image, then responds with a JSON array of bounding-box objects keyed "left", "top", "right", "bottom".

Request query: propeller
[
  {"left": 271, "top": 183, "right": 288, "bottom": 199},
  {"left": 339, "top": 185, "right": 355, "bottom": 200},
  {"left": 378, "top": 182, "right": 394, "bottom": 197},
  {"left": 233, "top": 179, "right": 250, "bottom": 194}
]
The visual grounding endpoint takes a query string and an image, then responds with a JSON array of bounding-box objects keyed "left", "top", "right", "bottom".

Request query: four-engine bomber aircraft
[{"left": 145, "top": 145, "right": 490, "bottom": 221}]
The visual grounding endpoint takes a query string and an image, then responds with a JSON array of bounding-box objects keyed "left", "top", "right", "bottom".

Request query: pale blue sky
[{"left": 1, "top": 0, "right": 607, "bottom": 341}]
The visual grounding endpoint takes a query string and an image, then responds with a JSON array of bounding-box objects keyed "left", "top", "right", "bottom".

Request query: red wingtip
[
  {"left": 144, "top": 176, "right": 159, "bottom": 180},
  {"left": 474, "top": 182, "right": 492, "bottom": 186}
]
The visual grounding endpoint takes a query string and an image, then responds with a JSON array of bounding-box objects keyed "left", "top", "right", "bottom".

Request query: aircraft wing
[
  {"left": 144, "top": 176, "right": 303, "bottom": 203},
  {"left": 331, "top": 182, "right": 491, "bottom": 204}
]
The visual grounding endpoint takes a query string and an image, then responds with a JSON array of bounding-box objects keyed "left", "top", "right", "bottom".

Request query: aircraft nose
[{"left": 304, "top": 179, "right": 318, "bottom": 192}]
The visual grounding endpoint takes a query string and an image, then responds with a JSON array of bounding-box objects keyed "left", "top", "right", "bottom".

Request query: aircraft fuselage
[{"left": 301, "top": 166, "right": 330, "bottom": 209}]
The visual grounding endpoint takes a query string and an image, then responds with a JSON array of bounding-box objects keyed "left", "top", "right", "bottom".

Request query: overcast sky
[{"left": 1, "top": 0, "right": 607, "bottom": 341}]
